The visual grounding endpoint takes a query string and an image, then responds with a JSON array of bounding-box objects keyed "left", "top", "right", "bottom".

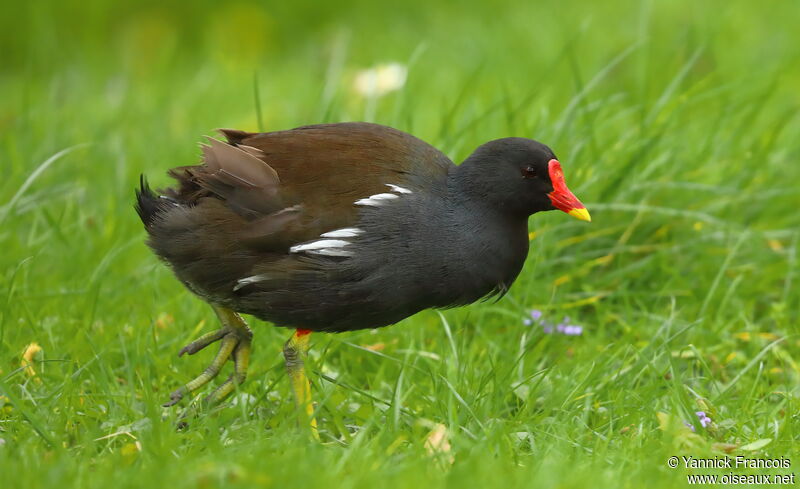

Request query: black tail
[{"left": 135, "top": 175, "right": 172, "bottom": 228}]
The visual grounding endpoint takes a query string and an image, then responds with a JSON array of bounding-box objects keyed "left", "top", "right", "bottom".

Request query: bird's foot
[{"left": 163, "top": 307, "right": 253, "bottom": 407}]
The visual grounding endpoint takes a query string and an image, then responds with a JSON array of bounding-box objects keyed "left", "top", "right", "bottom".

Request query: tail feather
[
  {"left": 135, "top": 175, "right": 175, "bottom": 228},
  {"left": 218, "top": 128, "right": 254, "bottom": 145}
]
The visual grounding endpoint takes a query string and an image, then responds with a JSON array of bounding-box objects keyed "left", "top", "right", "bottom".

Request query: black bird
[{"left": 135, "top": 122, "right": 590, "bottom": 434}]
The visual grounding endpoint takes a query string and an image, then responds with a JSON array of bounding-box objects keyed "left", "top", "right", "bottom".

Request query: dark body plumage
[{"left": 136, "top": 122, "right": 564, "bottom": 332}]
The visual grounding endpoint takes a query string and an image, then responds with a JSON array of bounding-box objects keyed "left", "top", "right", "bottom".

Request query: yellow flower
[
  {"left": 21, "top": 342, "right": 43, "bottom": 382},
  {"left": 156, "top": 312, "right": 174, "bottom": 330},
  {"left": 424, "top": 423, "right": 454, "bottom": 465}
]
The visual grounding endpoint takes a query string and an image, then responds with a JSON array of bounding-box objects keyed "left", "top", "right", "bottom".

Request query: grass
[{"left": 1, "top": 0, "right": 799, "bottom": 487}]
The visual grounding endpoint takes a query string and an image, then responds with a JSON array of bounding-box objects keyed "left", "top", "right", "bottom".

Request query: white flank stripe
[
  {"left": 311, "top": 248, "right": 354, "bottom": 257},
  {"left": 354, "top": 193, "right": 399, "bottom": 206},
  {"left": 233, "top": 273, "right": 272, "bottom": 291},
  {"left": 320, "top": 227, "right": 364, "bottom": 238},
  {"left": 290, "top": 239, "right": 351, "bottom": 253},
  {"left": 386, "top": 184, "right": 412, "bottom": 194}
]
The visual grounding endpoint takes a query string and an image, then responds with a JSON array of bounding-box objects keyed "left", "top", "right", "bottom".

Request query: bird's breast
[{"left": 344, "top": 193, "right": 530, "bottom": 309}]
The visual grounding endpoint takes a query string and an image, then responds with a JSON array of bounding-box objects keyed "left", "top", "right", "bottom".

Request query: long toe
[
  {"left": 163, "top": 333, "right": 239, "bottom": 406},
  {"left": 202, "top": 338, "right": 252, "bottom": 405},
  {"left": 178, "top": 328, "right": 228, "bottom": 356}
]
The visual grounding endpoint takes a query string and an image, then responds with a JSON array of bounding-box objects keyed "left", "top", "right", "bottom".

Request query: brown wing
[{"left": 165, "top": 122, "right": 453, "bottom": 249}]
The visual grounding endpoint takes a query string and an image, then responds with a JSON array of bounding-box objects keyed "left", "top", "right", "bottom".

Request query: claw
[
  {"left": 163, "top": 389, "right": 185, "bottom": 407},
  {"left": 163, "top": 306, "right": 253, "bottom": 408}
]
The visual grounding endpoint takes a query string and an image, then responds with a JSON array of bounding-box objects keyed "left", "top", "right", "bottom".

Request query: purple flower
[
  {"left": 685, "top": 411, "right": 712, "bottom": 431},
  {"left": 523, "top": 310, "right": 583, "bottom": 336},
  {"left": 696, "top": 411, "right": 712, "bottom": 428},
  {"left": 523, "top": 309, "right": 543, "bottom": 326},
  {"left": 555, "top": 316, "right": 582, "bottom": 336}
]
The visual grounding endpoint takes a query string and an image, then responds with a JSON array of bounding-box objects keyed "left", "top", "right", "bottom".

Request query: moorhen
[{"left": 135, "top": 122, "right": 590, "bottom": 433}]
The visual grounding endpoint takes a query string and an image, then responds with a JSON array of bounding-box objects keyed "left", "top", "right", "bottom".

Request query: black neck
[{"left": 440, "top": 165, "right": 531, "bottom": 305}]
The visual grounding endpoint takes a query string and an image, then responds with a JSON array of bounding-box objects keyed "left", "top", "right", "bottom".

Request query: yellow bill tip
[{"left": 568, "top": 208, "right": 592, "bottom": 222}]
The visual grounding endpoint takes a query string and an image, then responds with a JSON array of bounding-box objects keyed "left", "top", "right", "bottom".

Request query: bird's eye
[{"left": 521, "top": 166, "right": 537, "bottom": 179}]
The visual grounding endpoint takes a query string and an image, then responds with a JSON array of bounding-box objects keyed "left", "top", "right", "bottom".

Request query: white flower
[{"left": 354, "top": 62, "right": 407, "bottom": 97}]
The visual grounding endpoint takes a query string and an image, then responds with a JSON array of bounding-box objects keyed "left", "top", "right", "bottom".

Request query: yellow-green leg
[
  {"left": 163, "top": 305, "right": 252, "bottom": 407},
  {"left": 283, "top": 329, "right": 318, "bottom": 439}
]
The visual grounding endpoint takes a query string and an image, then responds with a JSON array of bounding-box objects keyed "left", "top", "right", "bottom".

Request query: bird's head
[{"left": 457, "top": 137, "right": 591, "bottom": 221}]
